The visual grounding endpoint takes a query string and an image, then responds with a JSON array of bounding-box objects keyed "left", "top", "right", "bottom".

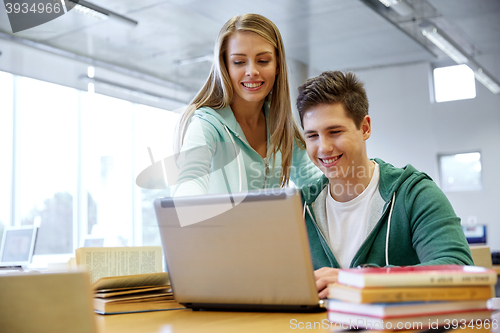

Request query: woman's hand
[{"left": 314, "top": 267, "right": 339, "bottom": 299}]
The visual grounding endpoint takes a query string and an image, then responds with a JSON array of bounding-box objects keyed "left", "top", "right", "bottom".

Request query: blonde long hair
[{"left": 174, "top": 13, "right": 303, "bottom": 186}]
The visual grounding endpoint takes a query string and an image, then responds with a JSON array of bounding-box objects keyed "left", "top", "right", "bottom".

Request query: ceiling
[{"left": 0, "top": 0, "right": 499, "bottom": 105}]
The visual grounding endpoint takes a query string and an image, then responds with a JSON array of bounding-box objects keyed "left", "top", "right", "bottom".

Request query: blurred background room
[{"left": 0, "top": 0, "right": 499, "bottom": 268}]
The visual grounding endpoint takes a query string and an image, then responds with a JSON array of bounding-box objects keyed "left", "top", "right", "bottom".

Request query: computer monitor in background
[
  {"left": 462, "top": 225, "right": 487, "bottom": 244},
  {"left": 81, "top": 235, "right": 105, "bottom": 248},
  {"left": 0, "top": 225, "right": 38, "bottom": 269}
]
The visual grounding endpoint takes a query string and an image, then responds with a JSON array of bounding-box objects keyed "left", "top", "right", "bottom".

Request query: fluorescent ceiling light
[
  {"left": 74, "top": 3, "right": 107, "bottom": 20},
  {"left": 378, "top": 0, "right": 393, "bottom": 7},
  {"left": 80, "top": 75, "right": 187, "bottom": 107},
  {"left": 421, "top": 26, "right": 468, "bottom": 64},
  {"left": 177, "top": 55, "right": 212, "bottom": 66},
  {"left": 378, "top": 0, "right": 413, "bottom": 16},
  {"left": 67, "top": 0, "right": 138, "bottom": 27},
  {"left": 420, "top": 22, "right": 500, "bottom": 94},
  {"left": 474, "top": 68, "right": 500, "bottom": 94}
]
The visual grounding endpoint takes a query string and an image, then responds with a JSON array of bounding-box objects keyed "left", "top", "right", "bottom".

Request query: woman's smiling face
[{"left": 226, "top": 31, "right": 278, "bottom": 107}]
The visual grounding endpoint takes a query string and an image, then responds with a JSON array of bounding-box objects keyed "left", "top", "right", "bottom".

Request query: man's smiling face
[{"left": 302, "top": 102, "right": 371, "bottom": 182}]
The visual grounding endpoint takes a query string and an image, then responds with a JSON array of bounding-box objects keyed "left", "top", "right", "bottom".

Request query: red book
[{"left": 337, "top": 265, "right": 497, "bottom": 288}]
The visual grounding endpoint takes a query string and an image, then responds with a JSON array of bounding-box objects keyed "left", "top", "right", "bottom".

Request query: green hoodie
[{"left": 301, "top": 158, "right": 473, "bottom": 269}]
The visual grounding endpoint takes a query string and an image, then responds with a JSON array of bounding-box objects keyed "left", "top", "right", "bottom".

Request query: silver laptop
[
  {"left": 0, "top": 225, "right": 38, "bottom": 270},
  {"left": 154, "top": 188, "right": 323, "bottom": 312}
]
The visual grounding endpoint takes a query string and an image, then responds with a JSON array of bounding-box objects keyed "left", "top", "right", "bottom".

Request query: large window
[
  {"left": 433, "top": 64, "right": 476, "bottom": 103},
  {"left": 133, "top": 104, "right": 178, "bottom": 246},
  {"left": 16, "top": 77, "right": 78, "bottom": 254},
  {"left": 0, "top": 70, "right": 180, "bottom": 265},
  {"left": 438, "top": 152, "right": 483, "bottom": 192},
  {"left": 81, "top": 93, "right": 134, "bottom": 247},
  {"left": 0, "top": 71, "right": 13, "bottom": 242}
]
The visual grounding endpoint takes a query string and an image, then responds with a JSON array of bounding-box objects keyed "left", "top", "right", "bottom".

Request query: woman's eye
[
  {"left": 307, "top": 134, "right": 318, "bottom": 139},
  {"left": 258, "top": 60, "right": 270, "bottom": 64},
  {"left": 234, "top": 61, "right": 244, "bottom": 65}
]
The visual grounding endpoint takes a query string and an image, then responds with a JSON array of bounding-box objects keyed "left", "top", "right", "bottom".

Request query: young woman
[{"left": 173, "top": 13, "right": 321, "bottom": 196}]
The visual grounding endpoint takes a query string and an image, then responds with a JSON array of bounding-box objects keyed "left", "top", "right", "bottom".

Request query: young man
[{"left": 296, "top": 71, "right": 473, "bottom": 298}]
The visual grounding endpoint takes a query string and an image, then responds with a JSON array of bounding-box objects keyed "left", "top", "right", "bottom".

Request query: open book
[
  {"left": 75, "top": 246, "right": 164, "bottom": 284},
  {"left": 92, "top": 272, "right": 185, "bottom": 315},
  {"left": 75, "top": 246, "right": 184, "bottom": 314}
]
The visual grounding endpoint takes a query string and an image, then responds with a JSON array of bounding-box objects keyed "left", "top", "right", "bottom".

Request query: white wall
[{"left": 351, "top": 61, "right": 500, "bottom": 251}]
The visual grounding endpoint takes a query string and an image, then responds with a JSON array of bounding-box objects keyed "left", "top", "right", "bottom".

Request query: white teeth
[
  {"left": 322, "top": 155, "right": 341, "bottom": 164},
  {"left": 243, "top": 82, "right": 263, "bottom": 88}
]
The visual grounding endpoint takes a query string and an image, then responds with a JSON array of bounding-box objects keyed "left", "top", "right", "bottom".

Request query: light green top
[{"left": 174, "top": 105, "right": 322, "bottom": 196}]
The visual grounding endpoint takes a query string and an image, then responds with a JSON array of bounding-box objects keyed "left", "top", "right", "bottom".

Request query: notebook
[
  {"left": 0, "top": 225, "right": 38, "bottom": 270},
  {"left": 154, "top": 188, "right": 323, "bottom": 312}
]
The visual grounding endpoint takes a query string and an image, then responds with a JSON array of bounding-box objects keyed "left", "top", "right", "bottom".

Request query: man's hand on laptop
[{"left": 314, "top": 267, "right": 339, "bottom": 299}]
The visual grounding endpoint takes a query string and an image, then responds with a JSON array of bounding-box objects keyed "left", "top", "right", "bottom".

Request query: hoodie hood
[
  {"left": 194, "top": 106, "right": 239, "bottom": 136},
  {"left": 301, "top": 158, "right": 433, "bottom": 206},
  {"left": 194, "top": 105, "right": 271, "bottom": 143},
  {"left": 375, "top": 158, "right": 433, "bottom": 202}
]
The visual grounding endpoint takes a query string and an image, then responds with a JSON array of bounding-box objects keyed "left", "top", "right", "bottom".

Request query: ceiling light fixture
[
  {"left": 67, "top": 0, "right": 138, "bottom": 26},
  {"left": 420, "top": 21, "right": 500, "bottom": 94},
  {"left": 177, "top": 55, "right": 213, "bottom": 66},
  {"left": 80, "top": 75, "right": 187, "bottom": 107},
  {"left": 421, "top": 24, "right": 468, "bottom": 64},
  {"left": 377, "top": 0, "right": 413, "bottom": 17},
  {"left": 73, "top": 3, "right": 107, "bottom": 20},
  {"left": 378, "top": 0, "right": 392, "bottom": 7},
  {"left": 470, "top": 67, "right": 500, "bottom": 95}
]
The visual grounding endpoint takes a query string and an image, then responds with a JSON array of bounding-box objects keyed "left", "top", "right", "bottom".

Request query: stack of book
[
  {"left": 73, "top": 246, "right": 185, "bottom": 314},
  {"left": 327, "top": 265, "right": 497, "bottom": 330},
  {"left": 92, "top": 272, "right": 185, "bottom": 314}
]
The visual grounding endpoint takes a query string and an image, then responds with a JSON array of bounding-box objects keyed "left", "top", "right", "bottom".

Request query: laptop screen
[{"left": 0, "top": 226, "right": 38, "bottom": 267}]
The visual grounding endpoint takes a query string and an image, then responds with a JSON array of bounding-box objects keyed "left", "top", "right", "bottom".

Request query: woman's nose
[{"left": 246, "top": 62, "right": 259, "bottom": 76}]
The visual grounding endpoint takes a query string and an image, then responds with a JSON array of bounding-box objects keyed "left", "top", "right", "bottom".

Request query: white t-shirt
[{"left": 326, "top": 162, "right": 380, "bottom": 268}]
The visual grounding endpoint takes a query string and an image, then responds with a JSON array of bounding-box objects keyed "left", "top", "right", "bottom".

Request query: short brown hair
[{"left": 296, "top": 71, "right": 369, "bottom": 129}]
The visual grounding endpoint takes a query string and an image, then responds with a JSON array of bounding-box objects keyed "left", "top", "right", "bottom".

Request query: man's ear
[{"left": 361, "top": 115, "right": 371, "bottom": 140}]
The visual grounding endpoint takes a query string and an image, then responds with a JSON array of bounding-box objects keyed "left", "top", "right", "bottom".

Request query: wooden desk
[
  {"left": 96, "top": 309, "right": 330, "bottom": 333},
  {"left": 96, "top": 309, "right": 500, "bottom": 333}
]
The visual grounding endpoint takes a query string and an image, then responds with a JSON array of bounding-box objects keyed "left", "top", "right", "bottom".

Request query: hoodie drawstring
[
  {"left": 385, "top": 192, "right": 396, "bottom": 266},
  {"left": 224, "top": 125, "right": 242, "bottom": 193}
]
